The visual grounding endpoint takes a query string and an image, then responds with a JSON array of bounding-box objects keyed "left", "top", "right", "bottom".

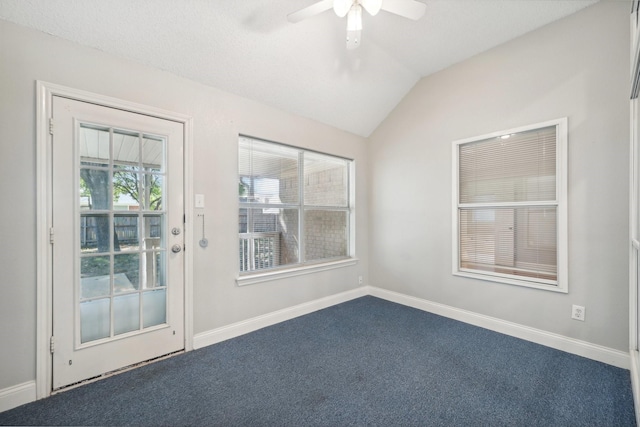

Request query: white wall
[
  {"left": 0, "top": 19, "right": 369, "bottom": 390},
  {"left": 367, "top": 1, "right": 630, "bottom": 351}
]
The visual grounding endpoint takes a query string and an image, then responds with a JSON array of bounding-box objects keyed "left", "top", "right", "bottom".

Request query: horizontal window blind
[
  {"left": 459, "top": 207, "right": 557, "bottom": 281},
  {"left": 456, "top": 124, "right": 560, "bottom": 285},
  {"left": 459, "top": 126, "right": 556, "bottom": 204}
]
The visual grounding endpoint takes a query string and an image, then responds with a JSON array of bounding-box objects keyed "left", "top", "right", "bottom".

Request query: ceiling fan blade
[
  {"left": 361, "top": 0, "right": 382, "bottom": 16},
  {"left": 380, "top": 0, "right": 426, "bottom": 20},
  {"left": 287, "top": 0, "right": 334, "bottom": 23}
]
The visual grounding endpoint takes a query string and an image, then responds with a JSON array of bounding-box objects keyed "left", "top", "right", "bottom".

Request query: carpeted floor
[{"left": 0, "top": 296, "right": 636, "bottom": 426}]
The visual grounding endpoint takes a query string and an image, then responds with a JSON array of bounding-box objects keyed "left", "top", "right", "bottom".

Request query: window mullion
[{"left": 298, "top": 151, "right": 305, "bottom": 264}]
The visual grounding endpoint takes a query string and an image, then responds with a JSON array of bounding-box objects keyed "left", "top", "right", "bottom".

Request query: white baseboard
[
  {"left": 368, "top": 286, "right": 630, "bottom": 369},
  {"left": 0, "top": 381, "right": 36, "bottom": 413},
  {"left": 193, "top": 287, "right": 368, "bottom": 349},
  {"left": 630, "top": 350, "right": 640, "bottom": 424}
]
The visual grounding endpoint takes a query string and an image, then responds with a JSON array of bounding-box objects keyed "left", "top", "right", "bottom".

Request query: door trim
[{"left": 36, "top": 81, "right": 194, "bottom": 399}]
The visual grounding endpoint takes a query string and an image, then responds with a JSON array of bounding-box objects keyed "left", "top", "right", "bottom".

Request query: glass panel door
[{"left": 52, "top": 95, "right": 184, "bottom": 390}]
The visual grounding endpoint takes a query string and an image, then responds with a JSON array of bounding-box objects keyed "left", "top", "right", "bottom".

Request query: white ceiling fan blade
[
  {"left": 380, "top": 0, "right": 426, "bottom": 20},
  {"left": 333, "top": 0, "right": 354, "bottom": 18},
  {"left": 287, "top": 0, "right": 334, "bottom": 23},
  {"left": 361, "top": 0, "right": 382, "bottom": 16}
]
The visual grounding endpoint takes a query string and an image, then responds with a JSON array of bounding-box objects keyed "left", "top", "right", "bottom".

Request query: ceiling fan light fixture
[{"left": 347, "top": 4, "right": 363, "bottom": 31}]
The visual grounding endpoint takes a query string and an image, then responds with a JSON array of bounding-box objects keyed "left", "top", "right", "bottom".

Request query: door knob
[{"left": 171, "top": 244, "right": 182, "bottom": 253}]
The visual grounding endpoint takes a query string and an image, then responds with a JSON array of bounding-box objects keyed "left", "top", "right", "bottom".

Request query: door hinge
[
  {"left": 50, "top": 336, "right": 55, "bottom": 354},
  {"left": 49, "top": 227, "right": 54, "bottom": 244},
  {"left": 49, "top": 118, "right": 54, "bottom": 135}
]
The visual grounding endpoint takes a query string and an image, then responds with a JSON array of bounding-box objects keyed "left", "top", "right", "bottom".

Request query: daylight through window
[
  {"left": 453, "top": 118, "right": 567, "bottom": 291},
  {"left": 239, "top": 136, "right": 352, "bottom": 274}
]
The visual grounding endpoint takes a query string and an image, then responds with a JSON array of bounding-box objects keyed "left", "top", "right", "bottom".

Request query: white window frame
[
  {"left": 236, "top": 136, "right": 357, "bottom": 286},
  {"left": 452, "top": 118, "right": 568, "bottom": 293}
]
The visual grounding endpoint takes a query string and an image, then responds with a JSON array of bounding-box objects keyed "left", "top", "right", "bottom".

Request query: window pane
[
  {"left": 112, "top": 170, "right": 140, "bottom": 210},
  {"left": 114, "top": 293, "right": 140, "bottom": 336},
  {"left": 114, "top": 253, "right": 139, "bottom": 293},
  {"left": 141, "top": 251, "right": 165, "bottom": 289},
  {"left": 459, "top": 207, "right": 557, "bottom": 281},
  {"left": 79, "top": 125, "right": 109, "bottom": 167},
  {"left": 142, "top": 135, "right": 164, "bottom": 172},
  {"left": 112, "top": 131, "right": 139, "bottom": 169},
  {"left": 239, "top": 138, "right": 299, "bottom": 204},
  {"left": 239, "top": 208, "right": 299, "bottom": 272},
  {"left": 459, "top": 126, "right": 556, "bottom": 204},
  {"left": 141, "top": 174, "right": 163, "bottom": 210},
  {"left": 80, "top": 256, "right": 111, "bottom": 299},
  {"left": 80, "top": 298, "right": 110, "bottom": 343},
  {"left": 143, "top": 289, "right": 166, "bottom": 328},
  {"left": 114, "top": 214, "right": 139, "bottom": 251},
  {"left": 80, "top": 214, "right": 110, "bottom": 253},
  {"left": 304, "top": 152, "right": 348, "bottom": 207},
  {"left": 304, "top": 210, "right": 348, "bottom": 262},
  {"left": 80, "top": 169, "right": 111, "bottom": 211}
]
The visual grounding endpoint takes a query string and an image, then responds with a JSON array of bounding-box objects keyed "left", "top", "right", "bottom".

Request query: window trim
[
  {"left": 237, "top": 135, "right": 356, "bottom": 284},
  {"left": 451, "top": 118, "right": 568, "bottom": 293}
]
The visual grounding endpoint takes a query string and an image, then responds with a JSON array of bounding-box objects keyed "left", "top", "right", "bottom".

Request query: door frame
[{"left": 36, "top": 81, "right": 194, "bottom": 399}]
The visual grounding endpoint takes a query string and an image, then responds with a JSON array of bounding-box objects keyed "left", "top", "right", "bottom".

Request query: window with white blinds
[
  {"left": 453, "top": 118, "right": 567, "bottom": 292},
  {"left": 238, "top": 136, "right": 353, "bottom": 275}
]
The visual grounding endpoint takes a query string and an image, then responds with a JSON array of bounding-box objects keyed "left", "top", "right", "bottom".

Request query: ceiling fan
[{"left": 287, "top": 0, "right": 427, "bottom": 50}]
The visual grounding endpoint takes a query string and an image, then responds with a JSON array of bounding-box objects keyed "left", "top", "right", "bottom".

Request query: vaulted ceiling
[{"left": 0, "top": 0, "right": 598, "bottom": 136}]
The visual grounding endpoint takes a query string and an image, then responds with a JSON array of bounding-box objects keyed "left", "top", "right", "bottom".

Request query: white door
[{"left": 51, "top": 96, "right": 185, "bottom": 389}]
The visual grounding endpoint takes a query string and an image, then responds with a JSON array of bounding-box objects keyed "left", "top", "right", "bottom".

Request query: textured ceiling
[{"left": 0, "top": 0, "right": 599, "bottom": 136}]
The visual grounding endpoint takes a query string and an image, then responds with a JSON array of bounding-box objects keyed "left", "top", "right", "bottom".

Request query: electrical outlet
[
  {"left": 358, "top": 276, "right": 363, "bottom": 285},
  {"left": 572, "top": 305, "right": 585, "bottom": 321}
]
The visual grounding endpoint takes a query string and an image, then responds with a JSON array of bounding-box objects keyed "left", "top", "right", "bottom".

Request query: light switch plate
[{"left": 195, "top": 194, "right": 205, "bottom": 208}]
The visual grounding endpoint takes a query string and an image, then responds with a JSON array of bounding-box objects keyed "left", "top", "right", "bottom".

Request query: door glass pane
[
  {"left": 113, "top": 253, "right": 139, "bottom": 293},
  {"left": 114, "top": 214, "right": 139, "bottom": 252},
  {"left": 80, "top": 298, "right": 110, "bottom": 343},
  {"left": 142, "top": 251, "right": 165, "bottom": 289},
  {"left": 114, "top": 293, "right": 140, "bottom": 336},
  {"left": 155, "top": 252, "right": 166, "bottom": 287},
  {"left": 113, "top": 131, "right": 139, "bottom": 169},
  {"left": 80, "top": 256, "right": 111, "bottom": 299},
  {"left": 79, "top": 125, "right": 110, "bottom": 167},
  {"left": 142, "top": 136, "right": 164, "bottom": 172},
  {"left": 80, "top": 169, "right": 111, "bottom": 211},
  {"left": 140, "top": 174, "right": 163, "bottom": 211},
  {"left": 143, "top": 289, "right": 166, "bottom": 328},
  {"left": 112, "top": 170, "right": 140, "bottom": 210},
  {"left": 143, "top": 215, "right": 163, "bottom": 247},
  {"left": 80, "top": 214, "right": 109, "bottom": 253}
]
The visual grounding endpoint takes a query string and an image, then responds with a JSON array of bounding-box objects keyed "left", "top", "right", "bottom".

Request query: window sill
[
  {"left": 454, "top": 269, "right": 567, "bottom": 293},
  {"left": 236, "top": 258, "right": 359, "bottom": 287}
]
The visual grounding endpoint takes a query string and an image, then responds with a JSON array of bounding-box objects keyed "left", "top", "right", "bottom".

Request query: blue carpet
[{"left": 0, "top": 296, "right": 635, "bottom": 426}]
